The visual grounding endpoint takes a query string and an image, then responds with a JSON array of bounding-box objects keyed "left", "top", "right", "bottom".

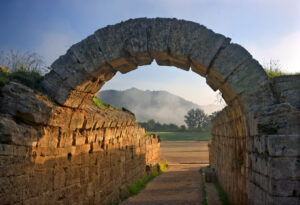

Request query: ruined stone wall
[
  {"left": 0, "top": 82, "right": 160, "bottom": 205},
  {"left": 209, "top": 105, "right": 248, "bottom": 205},
  {"left": 209, "top": 75, "right": 300, "bottom": 205}
]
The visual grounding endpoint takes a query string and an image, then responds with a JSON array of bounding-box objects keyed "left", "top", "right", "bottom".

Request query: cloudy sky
[{"left": 0, "top": 0, "right": 299, "bottom": 105}]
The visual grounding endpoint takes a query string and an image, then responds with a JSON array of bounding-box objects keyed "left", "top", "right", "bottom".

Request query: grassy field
[{"left": 150, "top": 131, "right": 211, "bottom": 141}]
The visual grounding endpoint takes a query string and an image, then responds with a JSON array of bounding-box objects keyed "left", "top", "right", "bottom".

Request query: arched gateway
[
  {"left": 40, "top": 18, "right": 299, "bottom": 205},
  {"left": 0, "top": 18, "right": 298, "bottom": 205},
  {"left": 41, "top": 18, "right": 268, "bottom": 112}
]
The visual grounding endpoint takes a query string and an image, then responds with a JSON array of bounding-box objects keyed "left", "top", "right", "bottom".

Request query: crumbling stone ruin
[
  {"left": 209, "top": 74, "right": 300, "bottom": 205},
  {"left": 0, "top": 81, "right": 160, "bottom": 204},
  {"left": 0, "top": 18, "right": 299, "bottom": 204}
]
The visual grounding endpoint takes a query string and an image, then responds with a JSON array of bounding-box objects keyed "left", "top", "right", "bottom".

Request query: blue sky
[{"left": 0, "top": 0, "right": 299, "bottom": 105}]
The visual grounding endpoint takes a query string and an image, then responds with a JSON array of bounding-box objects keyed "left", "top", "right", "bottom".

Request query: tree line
[{"left": 139, "top": 108, "right": 220, "bottom": 132}]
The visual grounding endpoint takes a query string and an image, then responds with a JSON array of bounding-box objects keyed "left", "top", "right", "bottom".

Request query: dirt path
[
  {"left": 206, "top": 183, "right": 222, "bottom": 205},
  {"left": 121, "top": 141, "right": 221, "bottom": 205},
  {"left": 121, "top": 164, "right": 203, "bottom": 205}
]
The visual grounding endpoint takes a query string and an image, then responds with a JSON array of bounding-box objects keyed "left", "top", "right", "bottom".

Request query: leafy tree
[
  {"left": 147, "top": 119, "right": 156, "bottom": 130},
  {"left": 180, "top": 125, "right": 186, "bottom": 131},
  {"left": 184, "top": 108, "right": 209, "bottom": 130},
  {"left": 139, "top": 119, "right": 181, "bottom": 132},
  {"left": 203, "top": 111, "right": 222, "bottom": 130},
  {"left": 208, "top": 111, "right": 221, "bottom": 121}
]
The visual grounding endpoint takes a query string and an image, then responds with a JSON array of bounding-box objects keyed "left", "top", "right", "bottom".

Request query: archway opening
[
  {"left": 100, "top": 60, "right": 226, "bottom": 123},
  {"left": 98, "top": 60, "right": 226, "bottom": 165}
]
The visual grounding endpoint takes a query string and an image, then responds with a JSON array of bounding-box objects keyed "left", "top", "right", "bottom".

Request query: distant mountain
[{"left": 99, "top": 88, "right": 224, "bottom": 125}]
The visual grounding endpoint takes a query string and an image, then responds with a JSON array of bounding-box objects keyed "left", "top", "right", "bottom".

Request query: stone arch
[
  {"left": 41, "top": 18, "right": 271, "bottom": 114},
  {"left": 40, "top": 18, "right": 276, "bottom": 204},
  {"left": 42, "top": 18, "right": 274, "bottom": 204}
]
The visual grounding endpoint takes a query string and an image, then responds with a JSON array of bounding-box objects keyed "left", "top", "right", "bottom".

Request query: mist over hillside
[{"left": 99, "top": 88, "right": 224, "bottom": 125}]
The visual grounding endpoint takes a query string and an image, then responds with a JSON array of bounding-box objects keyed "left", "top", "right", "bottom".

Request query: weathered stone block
[
  {"left": 268, "top": 157, "right": 300, "bottom": 180},
  {"left": 219, "top": 59, "right": 267, "bottom": 104},
  {"left": 13, "top": 145, "right": 29, "bottom": 157},
  {"left": 48, "top": 107, "right": 72, "bottom": 128},
  {"left": 253, "top": 135, "right": 267, "bottom": 154},
  {"left": 269, "top": 178, "right": 300, "bottom": 197},
  {"left": 250, "top": 154, "right": 269, "bottom": 176},
  {"left": 121, "top": 18, "right": 153, "bottom": 66},
  {"left": 206, "top": 43, "right": 252, "bottom": 90},
  {"left": 53, "top": 168, "right": 66, "bottom": 190},
  {"left": 267, "top": 135, "right": 300, "bottom": 157},
  {"left": 38, "top": 127, "right": 59, "bottom": 148},
  {"left": 0, "top": 144, "right": 14, "bottom": 156},
  {"left": 257, "top": 103, "right": 300, "bottom": 135},
  {"left": 69, "top": 110, "right": 85, "bottom": 130},
  {"left": 267, "top": 195, "right": 300, "bottom": 205},
  {"left": 0, "top": 82, "right": 52, "bottom": 124},
  {"left": 271, "top": 74, "right": 300, "bottom": 110}
]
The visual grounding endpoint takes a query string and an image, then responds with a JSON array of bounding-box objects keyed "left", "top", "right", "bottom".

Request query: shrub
[
  {"left": 0, "top": 70, "right": 9, "bottom": 86},
  {"left": 9, "top": 70, "right": 43, "bottom": 89},
  {"left": 158, "top": 161, "right": 168, "bottom": 173},
  {"left": 263, "top": 59, "right": 290, "bottom": 78},
  {"left": 264, "top": 68, "right": 288, "bottom": 78},
  {"left": 143, "top": 132, "right": 150, "bottom": 136},
  {"left": 128, "top": 174, "right": 155, "bottom": 195},
  {"left": 0, "top": 69, "right": 43, "bottom": 91}
]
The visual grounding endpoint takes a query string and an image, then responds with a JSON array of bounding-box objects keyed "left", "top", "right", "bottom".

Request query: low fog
[{"left": 99, "top": 88, "right": 224, "bottom": 125}]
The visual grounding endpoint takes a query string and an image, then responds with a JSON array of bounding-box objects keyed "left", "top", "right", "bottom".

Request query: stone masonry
[
  {"left": 0, "top": 82, "right": 160, "bottom": 204},
  {"left": 209, "top": 74, "right": 300, "bottom": 205}
]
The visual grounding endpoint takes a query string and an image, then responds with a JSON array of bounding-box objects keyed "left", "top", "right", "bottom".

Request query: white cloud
[{"left": 245, "top": 29, "right": 300, "bottom": 73}]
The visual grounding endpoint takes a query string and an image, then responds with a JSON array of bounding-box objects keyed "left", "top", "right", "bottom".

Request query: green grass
[
  {"left": 92, "top": 97, "right": 122, "bottom": 111},
  {"left": 0, "top": 69, "right": 43, "bottom": 90},
  {"left": 150, "top": 131, "right": 211, "bottom": 141},
  {"left": 92, "top": 97, "right": 109, "bottom": 109},
  {"left": 200, "top": 168, "right": 208, "bottom": 205},
  {"left": 264, "top": 68, "right": 300, "bottom": 79},
  {"left": 128, "top": 174, "right": 155, "bottom": 195},
  {"left": 214, "top": 180, "right": 231, "bottom": 205},
  {"left": 0, "top": 70, "right": 9, "bottom": 85},
  {"left": 158, "top": 161, "right": 168, "bottom": 173},
  {"left": 128, "top": 162, "right": 168, "bottom": 196},
  {"left": 264, "top": 68, "right": 289, "bottom": 78}
]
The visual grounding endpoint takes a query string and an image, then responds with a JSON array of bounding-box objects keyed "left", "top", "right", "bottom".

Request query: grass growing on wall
[
  {"left": 214, "top": 180, "right": 231, "bottom": 205},
  {"left": 264, "top": 68, "right": 288, "bottom": 78},
  {"left": 92, "top": 97, "right": 122, "bottom": 111},
  {"left": 128, "top": 174, "right": 155, "bottom": 195},
  {"left": 0, "top": 70, "right": 9, "bottom": 85},
  {"left": 0, "top": 69, "right": 43, "bottom": 89},
  {"left": 199, "top": 168, "right": 208, "bottom": 205},
  {"left": 158, "top": 162, "right": 168, "bottom": 173},
  {"left": 92, "top": 97, "right": 109, "bottom": 109},
  {"left": 201, "top": 166, "right": 230, "bottom": 205},
  {"left": 128, "top": 162, "right": 168, "bottom": 196}
]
